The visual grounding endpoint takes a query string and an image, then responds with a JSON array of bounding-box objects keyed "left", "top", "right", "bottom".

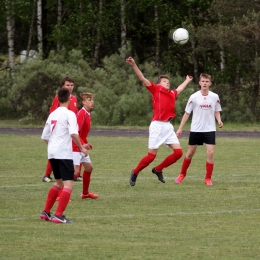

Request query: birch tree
[
  {"left": 37, "top": 0, "right": 43, "bottom": 52},
  {"left": 6, "top": 0, "right": 15, "bottom": 71}
]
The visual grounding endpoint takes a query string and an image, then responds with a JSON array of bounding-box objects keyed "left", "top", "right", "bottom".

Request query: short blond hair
[
  {"left": 199, "top": 73, "right": 211, "bottom": 81},
  {"left": 79, "top": 92, "right": 94, "bottom": 102}
]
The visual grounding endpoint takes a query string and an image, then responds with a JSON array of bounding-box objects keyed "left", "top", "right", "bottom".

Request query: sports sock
[
  {"left": 82, "top": 170, "right": 91, "bottom": 195},
  {"left": 44, "top": 185, "right": 60, "bottom": 213},
  {"left": 133, "top": 153, "right": 156, "bottom": 175},
  {"left": 155, "top": 149, "right": 183, "bottom": 172},
  {"left": 57, "top": 186, "right": 64, "bottom": 197},
  {"left": 43, "top": 160, "right": 53, "bottom": 178},
  {"left": 205, "top": 161, "right": 214, "bottom": 179},
  {"left": 180, "top": 157, "right": 192, "bottom": 176},
  {"left": 55, "top": 188, "right": 72, "bottom": 217}
]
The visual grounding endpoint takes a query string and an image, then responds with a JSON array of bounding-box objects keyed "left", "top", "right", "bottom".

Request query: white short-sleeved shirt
[
  {"left": 185, "top": 90, "right": 222, "bottom": 132},
  {"left": 41, "top": 107, "right": 78, "bottom": 159}
]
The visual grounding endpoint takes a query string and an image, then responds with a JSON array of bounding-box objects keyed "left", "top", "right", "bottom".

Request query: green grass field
[{"left": 0, "top": 134, "right": 259, "bottom": 259}]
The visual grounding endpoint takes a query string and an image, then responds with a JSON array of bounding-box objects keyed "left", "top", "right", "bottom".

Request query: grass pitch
[{"left": 0, "top": 134, "right": 259, "bottom": 259}]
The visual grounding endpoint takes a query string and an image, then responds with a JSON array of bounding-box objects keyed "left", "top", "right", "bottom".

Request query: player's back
[{"left": 47, "top": 107, "right": 77, "bottom": 159}]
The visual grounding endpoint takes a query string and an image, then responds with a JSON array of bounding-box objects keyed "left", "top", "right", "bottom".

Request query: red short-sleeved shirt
[
  {"left": 72, "top": 108, "right": 91, "bottom": 152},
  {"left": 49, "top": 94, "right": 78, "bottom": 114},
  {"left": 146, "top": 81, "right": 178, "bottom": 121}
]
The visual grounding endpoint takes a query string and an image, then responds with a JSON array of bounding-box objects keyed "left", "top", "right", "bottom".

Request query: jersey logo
[{"left": 200, "top": 104, "right": 212, "bottom": 109}]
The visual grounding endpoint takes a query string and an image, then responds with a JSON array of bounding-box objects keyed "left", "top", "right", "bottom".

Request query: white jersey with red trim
[
  {"left": 185, "top": 90, "right": 222, "bottom": 132},
  {"left": 41, "top": 107, "right": 78, "bottom": 159}
]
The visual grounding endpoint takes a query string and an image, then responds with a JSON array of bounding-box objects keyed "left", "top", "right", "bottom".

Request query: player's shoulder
[{"left": 208, "top": 91, "right": 219, "bottom": 98}]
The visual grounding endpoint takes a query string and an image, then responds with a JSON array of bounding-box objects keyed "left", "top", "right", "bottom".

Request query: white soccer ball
[{"left": 173, "top": 28, "right": 189, "bottom": 45}]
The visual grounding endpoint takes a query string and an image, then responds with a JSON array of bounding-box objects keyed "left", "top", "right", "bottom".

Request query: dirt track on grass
[{"left": 0, "top": 127, "right": 260, "bottom": 138}]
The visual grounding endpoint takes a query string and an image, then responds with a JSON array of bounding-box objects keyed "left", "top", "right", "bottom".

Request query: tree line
[{"left": 0, "top": 0, "right": 259, "bottom": 124}]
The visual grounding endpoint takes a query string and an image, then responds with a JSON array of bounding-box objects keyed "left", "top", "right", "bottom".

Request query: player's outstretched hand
[{"left": 125, "top": 56, "right": 136, "bottom": 66}]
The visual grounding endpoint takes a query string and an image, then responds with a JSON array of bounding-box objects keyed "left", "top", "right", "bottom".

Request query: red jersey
[
  {"left": 49, "top": 94, "right": 78, "bottom": 114},
  {"left": 72, "top": 108, "right": 91, "bottom": 152},
  {"left": 146, "top": 81, "right": 178, "bottom": 121}
]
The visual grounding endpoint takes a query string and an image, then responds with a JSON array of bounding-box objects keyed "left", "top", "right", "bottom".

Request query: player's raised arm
[
  {"left": 176, "top": 75, "right": 193, "bottom": 95},
  {"left": 125, "top": 57, "right": 151, "bottom": 87}
]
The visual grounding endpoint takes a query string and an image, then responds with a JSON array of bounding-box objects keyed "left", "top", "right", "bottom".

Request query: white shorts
[
  {"left": 148, "top": 121, "right": 179, "bottom": 149},
  {"left": 73, "top": 152, "right": 91, "bottom": 165}
]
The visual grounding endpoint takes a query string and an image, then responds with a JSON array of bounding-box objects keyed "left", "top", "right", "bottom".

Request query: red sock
[
  {"left": 82, "top": 170, "right": 91, "bottom": 195},
  {"left": 155, "top": 149, "right": 183, "bottom": 172},
  {"left": 133, "top": 153, "right": 156, "bottom": 175},
  {"left": 44, "top": 160, "right": 53, "bottom": 178},
  {"left": 55, "top": 188, "right": 72, "bottom": 217},
  {"left": 44, "top": 185, "right": 60, "bottom": 213},
  {"left": 180, "top": 157, "right": 192, "bottom": 176},
  {"left": 205, "top": 162, "right": 214, "bottom": 179},
  {"left": 57, "top": 186, "right": 64, "bottom": 197}
]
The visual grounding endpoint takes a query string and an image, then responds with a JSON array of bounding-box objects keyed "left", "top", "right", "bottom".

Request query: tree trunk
[
  {"left": 6, "top": 0, "right": 15, "bottom": 71},
  {"left": 154, "top": 5, "right": 160, "bottom": 69},
  {"left": 37, "top": 0, "right": 43, "bottom": 52},
  {"left": 120, "top": 0, "right": 126, "bottom": 58},
  {"left": 57, "top": 0, "right": 62, "bottom": 52},
  {"left": 26, "top": 0, "right": 37, "bottom": 58},
  {"left": 93, "top": 0, "right": 102, "bottom": 68}
]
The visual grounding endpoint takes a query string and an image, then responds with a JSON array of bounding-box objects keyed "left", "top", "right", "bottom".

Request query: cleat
[
  {"left": 152, "top": 168, "right": 165, "bottom": 183},
  {"left": 175, "top": 174, "right": 185, "bottom": 184},
  {"left": 205, "top": 178, "right": 213, "bottom": 186},
  {"left": 42, "top": 176, "right": 54, "bottom": 183},
  {"left": 74, "top": 176, "right": 83, "bottom": 181},
  {"left": 81, "top": 192, "right": 99, "bottom": 199},
  {"left": 129, "top": 170, "right": 137, "bottom": 186},
  {"left": 56, "top": 197, "right": 72, "bottom": 202},
  {"left": 40, "top": 211, "right": 52, "bottom": 221},
  {"left": 52, "top": 215, "right": 73, "bottom": 224}
]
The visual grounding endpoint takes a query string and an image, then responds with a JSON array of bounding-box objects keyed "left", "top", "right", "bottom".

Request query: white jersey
[
  {"left": 41, "top": 107, "right": 78, "bottom": 159},
  {"left": 185, "top": 90, "right": 222, "bottom": 132}
]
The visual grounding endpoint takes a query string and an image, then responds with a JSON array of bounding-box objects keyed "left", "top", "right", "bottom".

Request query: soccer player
[
  {"left": 40, "top": 88, "right": 88, "bottom": 224},
  {"left": 42, "top": 76, "right": 82, "bottom": 182},
  {"left": 125, "top": 56, "right": 193, "bottom": 186},
  {"left": 72, "top": 92, "right": 98, "bottom": 199},
  {"left": 175, "top": 73, "right": 223, "bottom": 186}
]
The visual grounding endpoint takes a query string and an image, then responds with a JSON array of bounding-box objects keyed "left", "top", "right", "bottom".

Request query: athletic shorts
[
  {"left": 73, "top": 152, "right": 91, "bottom": 166},
  {"left": 188, "top": 131, "right": 216, "bottom": 146},
  {"left": 148, "top": 121, "right": 179, "bottom": 149},
  {"left": 49, "top": 158, "right": 74, "bottom": 181}
]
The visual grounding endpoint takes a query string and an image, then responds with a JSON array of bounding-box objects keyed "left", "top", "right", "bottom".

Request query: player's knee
[{"left": 174, "top": 149, "right": 183, "bottom": 159}]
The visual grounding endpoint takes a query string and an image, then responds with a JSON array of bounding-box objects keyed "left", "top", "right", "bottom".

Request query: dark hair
[
  {"left": 58, "top": 88, "right": 70, "bottom": 103},
  {"left": 156, "top": 75, "right": 169, "bottom": 84},
  {"left": 61, "top": 76, "right": 74, "bottom": 87}
]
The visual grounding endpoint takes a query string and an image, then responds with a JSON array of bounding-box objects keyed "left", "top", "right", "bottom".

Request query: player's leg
[
  {"left": 130, "top": 122, "right": 161, "bottom": 186},
  {"left": 81, "top": 161, "right": 98, "bottom": 199},
  {"left": 42, "top": 159, "right": 53, "bottom": 182},
  {"left": 40, "top": 159, "right": 62, "bottom": 221},
  {"left": 175, "top": 145, "right": 197, "bottom": 183},
  {"left": 151, "top": 122, "right": 182, "bottom": 183},
  {"left": 52, "top": 159, "right": 74, "bottom": 224},
  {"left": 204, "top": 132, "right": 216, "bottom": 186},
  {"left": 74, "top": 163, "right": 83, "bottom": 181},
  {"left": 205, "top": 144, "right": 215, "bottom": 186}
]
